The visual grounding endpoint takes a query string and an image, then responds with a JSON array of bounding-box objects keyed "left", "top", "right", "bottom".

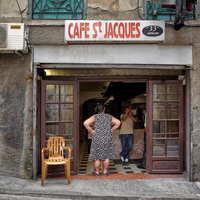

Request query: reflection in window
[
  {"left": 65, "top": 140, "right": 73, "bottom": 159},
  {"left": 46, "top": 104, "right": 59, "bottom": 121},
  {"left": 153, "top": 103, "right": 165, "bottom": 119},
  {"left": 46, "top": 123, "right": 59, "bottom": 140},
  {"left": 153, "top": 139, "right": 165, "bottom": 157},
  {"left": 153, "top": 84, "right": 165, "bottom": 101},
  {"left": 46, "top": 85, "right": 59, "bottom": 102},
  {"left": 60, "top": 85, "right": 73, "bottom": 102},
  {"left": 60, "top": 104, "right": 73, "bottom": 121},
  {"left": 167, "top": 140, "right": 179, "bottom": 157},
  {"left": 167, "top": 102, "right": 179, "bottom": 119},
  {"left": 153, "top": 121, "right": 165, "bottom": 138},
  {"left": 60, "top": 123, "right": 73, "bottom": 138}
]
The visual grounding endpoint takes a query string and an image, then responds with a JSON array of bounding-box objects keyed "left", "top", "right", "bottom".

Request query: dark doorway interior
[{"left": 79, "top": 81, "right": 146, "bottom": 175}]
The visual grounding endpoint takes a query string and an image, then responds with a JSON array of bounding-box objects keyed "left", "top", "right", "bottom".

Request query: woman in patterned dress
[{"left": 83, "top": 104, "right": 121, "bottom": 177}]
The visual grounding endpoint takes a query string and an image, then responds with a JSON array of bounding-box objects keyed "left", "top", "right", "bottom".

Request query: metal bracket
[
  {"left": 186, "top": 67, "right": 197, "bottom": 70},
  {"left": 14, "top": 50, "right": 24, "bottom": 60}
]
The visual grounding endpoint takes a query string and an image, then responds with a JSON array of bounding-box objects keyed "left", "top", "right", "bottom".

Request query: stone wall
[{"left": 0, "top": 53, "right": 33, "bottom": 178}]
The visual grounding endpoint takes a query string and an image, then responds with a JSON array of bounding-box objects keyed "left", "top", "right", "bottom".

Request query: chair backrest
[{"left": 47, "top": 137, "right": 65, "bottom": 158}]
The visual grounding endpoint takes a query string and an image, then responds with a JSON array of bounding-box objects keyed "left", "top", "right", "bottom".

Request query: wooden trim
[
  {"left": 44, "top": 75, "right": 178, "bottom": 81},
  {"left": 148, "top": 80, "right": 184, "bottom": 174},
  {"left": 41, "top": 80, "right": 78, "bottom": 175}
]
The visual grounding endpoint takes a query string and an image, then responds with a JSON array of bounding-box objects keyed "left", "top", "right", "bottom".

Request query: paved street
[{"left": 0, "top": 176, "right": 200, "bottom": 199}]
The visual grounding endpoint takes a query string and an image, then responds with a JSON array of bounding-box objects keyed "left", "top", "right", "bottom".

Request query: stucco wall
[
  {"left": 0, "top": 0, "right": 200, "bottom": 181},
  {"left": 0, "top": 53, "right": 33, "bottom": 178},
  {"left": 192, "top": 45, "right": 200, "bottom": 182}
]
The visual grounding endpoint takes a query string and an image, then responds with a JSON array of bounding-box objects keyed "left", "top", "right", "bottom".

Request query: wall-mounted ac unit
[{"left": 0, "top": 23, "right": 29, "bottom": 53}]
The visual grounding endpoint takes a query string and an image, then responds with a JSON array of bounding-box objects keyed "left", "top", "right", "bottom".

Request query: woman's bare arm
[
  {"left": 111, "top": 116, "right": 121, "bottom": 132},
  {"left": 83, "top": 115, "right": 95, "bottom": 135}
]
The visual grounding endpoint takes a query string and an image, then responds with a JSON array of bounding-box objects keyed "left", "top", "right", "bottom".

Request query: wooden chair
[{"left": 41, "top": 137, "right": 71, "bottom": 186}]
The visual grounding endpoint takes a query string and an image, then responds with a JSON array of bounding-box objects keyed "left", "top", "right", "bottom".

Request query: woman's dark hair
[{"left": 94, "top": 103, "right": 105, "bottom": 114}]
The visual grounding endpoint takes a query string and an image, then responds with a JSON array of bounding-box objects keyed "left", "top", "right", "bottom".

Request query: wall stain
[{"left": 0, "top": 83, "right": 25, "bottom": 135}]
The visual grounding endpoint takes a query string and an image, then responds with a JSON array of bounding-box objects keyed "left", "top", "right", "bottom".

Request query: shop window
[
  {"left": 146, "top": 2, "right": 196, "bottom": 21},
  {"left": 28, "top": 0, "right": 87, "bottom": 20}
]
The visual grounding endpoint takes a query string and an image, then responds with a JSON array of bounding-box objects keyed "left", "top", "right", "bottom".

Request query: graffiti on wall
[{"left": 0, "top": 83, "right": 26, "bottom": 135}]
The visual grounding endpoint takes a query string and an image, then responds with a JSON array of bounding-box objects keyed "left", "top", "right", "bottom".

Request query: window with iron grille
[
  {"left": 28, "top": 0, "right": 87, "bottom": 20},
  {"left": 145, "top": 1, "right": 197, "bottom": 21}
]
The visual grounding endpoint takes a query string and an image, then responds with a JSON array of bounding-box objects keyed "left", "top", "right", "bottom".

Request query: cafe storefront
[{"left": 32, "top": 20, "right": 192, "bottom": 178}]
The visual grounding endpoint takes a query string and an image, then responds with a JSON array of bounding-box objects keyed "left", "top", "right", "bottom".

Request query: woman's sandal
[
  {"left": 103, "top": 171, "right": 110, "bottom": 177},
  {"left": 92, "top": 171, "right": 99, "bottom": 177}
]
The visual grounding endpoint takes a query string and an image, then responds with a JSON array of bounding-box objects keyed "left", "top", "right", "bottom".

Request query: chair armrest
[
  {"left": 63, "top": 147, "right": 71, "bottom": 159},
  {"left": 41, "top": 147, "right": 49, "bottom": 161}
]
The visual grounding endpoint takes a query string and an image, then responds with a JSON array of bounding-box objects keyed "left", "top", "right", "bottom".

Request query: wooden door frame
[
  {"left": 41, "top": 80, "right": 78, "bottom": 175},
  {"left": 148, "top": 80, "right": 183, "bottom": 173},
  {"left": 41, "top": 75, "right": 182, "bottom": 175}
]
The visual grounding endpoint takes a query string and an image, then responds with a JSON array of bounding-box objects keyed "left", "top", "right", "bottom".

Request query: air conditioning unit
[{"left": 0, "top": 23, "right": 29, "bottom": 53}]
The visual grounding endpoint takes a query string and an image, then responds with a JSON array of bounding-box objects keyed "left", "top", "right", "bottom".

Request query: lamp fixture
[{"left": 108, "top": 95, "right": 115, "bottom": 101}]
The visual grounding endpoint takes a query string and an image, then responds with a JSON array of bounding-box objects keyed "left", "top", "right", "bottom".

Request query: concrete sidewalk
[{"left": 0, "top": 175, "right": 200, "bottom": 199}]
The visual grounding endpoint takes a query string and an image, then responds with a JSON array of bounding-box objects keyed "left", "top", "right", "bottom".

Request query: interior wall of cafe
[{"left": 0, "top": 0, "right": 200, "bottom": 181}]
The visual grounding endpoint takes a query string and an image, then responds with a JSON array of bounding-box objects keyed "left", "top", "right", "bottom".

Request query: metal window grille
[
  {"left": 30, "top": 0, "right": 86, "bottom": 19},
  {"left": 145, "top": 1, "right": 197, "bottom": 21}
]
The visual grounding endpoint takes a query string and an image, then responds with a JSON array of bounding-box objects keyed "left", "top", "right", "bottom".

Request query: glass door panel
[
  {"left": 46, "top": 123, "right": 59, "bottom": 138},
  {"left": 149, "top": 80, "right": 183, "bottom": 173},
  {"left": 167, "top": 140, "right": 179, "bottom": 157},
  {"left": 46, "top": 104, "right": 59, "bottom": 121},
  {"left": 153, "top": 84, "right": 165, "bottom": 101},
  {"left": 167, "top": 102, "right": 179, "bottom": 119},
  {"left": 153, "top": 121, "right": 165, "bottom": 138},
  {"left": 41, "top": 80, "right": 78, "bottom": 174},
  {"left": 46, "top": 85, "right": 59, "bottom": 102},
  {"left": 153, "top": 139, "right": 165, "bottom": 157},
  {"left": 60, "top": 85, "right": 73, "bottom": 102},
  {"left": 60, "top": 104, "right": 73, "bottom": 121},
  {"left": 167, "top": 84, "right": 179, "bottom": 100},
  {"left": 153, "top": 103, "right": 165, "bottom": 119}
]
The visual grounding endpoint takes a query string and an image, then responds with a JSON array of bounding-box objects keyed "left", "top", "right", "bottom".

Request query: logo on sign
[{"left": 142, "top": 26, "right": 163, "bottom": 37}]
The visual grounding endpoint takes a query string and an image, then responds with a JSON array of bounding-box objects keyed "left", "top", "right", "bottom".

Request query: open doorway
[{"left": 79, "top": 81, "right": 147, "bottom": 175}]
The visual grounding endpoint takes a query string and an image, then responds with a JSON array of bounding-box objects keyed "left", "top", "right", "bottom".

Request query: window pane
[
  {"left": 167, "top": 121, "right": 179, "bottom": 135},
  {"left": 153, "top": 84, "right": 165, "bottom": 101},
  {"left": 46, "top": 85, "right": 59, "bottom": 102},
  {"left": 153, "top": 121, "right": 165, "bottom": 138},
  {"left": 167, "top": 102, "right": 179, "bottom": 119},
  {"left": 167, "top": 84, "right": 179, "bottom": 100},
  {"left": 60, "top": 85, "right": 73, "bottom": 102},
  {"left": 46, "top": 123, "right": 59, "bottom": 140},
  {"left": 65, "top": 140, "right": 73, "bottom": 159},
  {"left": 46, "top": 104, "right": 59, "bottom": 121},
  {"left": 153, "top": 139, "right": 165, "bottom": 157},
  {"left": 60, "top": 123, "right": 73, "bottom": 139},
  {"left": 60, "top": 104, "right": 73, "bottom": 121},
  {"left": 167, "top": 140, "right": 179, "bottom": 157},
  {"left": 153, "top": 103, "right": 165, "bottom": 119}
]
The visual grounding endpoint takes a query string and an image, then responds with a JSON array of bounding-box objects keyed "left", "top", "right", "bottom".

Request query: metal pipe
[
  {"left": 190, "top": 69, "right": 194, "bottom": 182},
  {"left": 33, "top": 65, "right": 37, "bottom": 181},
  {"left": 14, "top": 50, "right": 24, "bottom": 60},
  {"left": 29, "top": 45, "right": 34, "bottom": 74}
]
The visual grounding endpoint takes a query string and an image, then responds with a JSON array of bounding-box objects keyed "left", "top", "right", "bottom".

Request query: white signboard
[{"left": 65, "top": 20, "right": 165, "bottom": 42}]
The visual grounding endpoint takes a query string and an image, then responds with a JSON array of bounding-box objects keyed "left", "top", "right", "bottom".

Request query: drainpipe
[
  {"left": 190, "top": 69, "right": 193, "bottom": 182},
  {"left": 33, "top": 64, "right": 37, "bottom": 181},
  {"left": 29, "top": 45, "right": 34, "bottom": 74}
]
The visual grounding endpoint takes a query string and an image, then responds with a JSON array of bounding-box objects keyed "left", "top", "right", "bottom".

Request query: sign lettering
[{"left": 65, "top": 20, "right": 165, "bottom": 42}]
